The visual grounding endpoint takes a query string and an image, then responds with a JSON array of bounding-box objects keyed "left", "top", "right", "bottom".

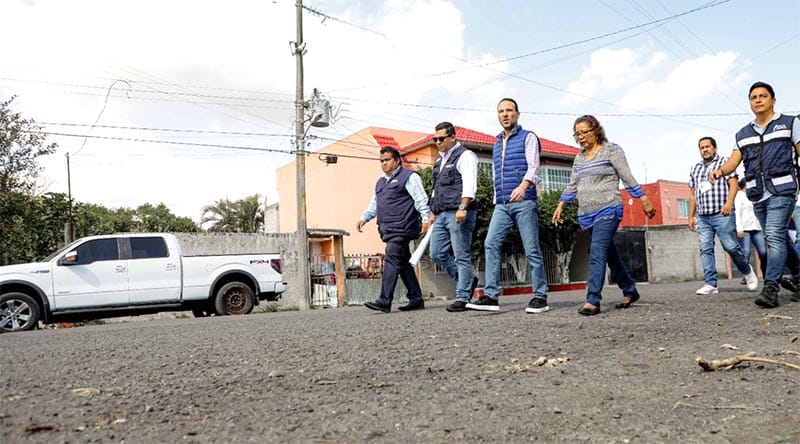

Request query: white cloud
[
  {"left": 619, "top": 51, "right": 739, "bottom": 111},
  {"left": 566, "top": 48, "right": 638, "bottom": 100}
]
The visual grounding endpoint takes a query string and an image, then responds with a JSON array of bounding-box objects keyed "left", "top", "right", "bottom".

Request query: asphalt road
[{"left": 1, "top": 281, "right": 799, "bottom": 443}]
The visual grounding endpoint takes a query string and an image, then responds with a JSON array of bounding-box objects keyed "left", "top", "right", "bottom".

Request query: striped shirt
[
  {"left": 559, "top": 142, "right": 644, "bottom": 228},
  {"left": 688, "top": 154, "right": 736, "bottom": 216}
]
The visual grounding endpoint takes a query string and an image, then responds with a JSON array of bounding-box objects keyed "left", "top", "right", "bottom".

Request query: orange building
[
  {"left": 620, "top": 180, "right": 691, "bottom": 227},
  {"left": 276, "top": 126, "right": 579, "bottom": 259}
]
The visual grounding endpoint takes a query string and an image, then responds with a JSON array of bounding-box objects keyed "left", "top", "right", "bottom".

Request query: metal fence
[{"left": 312, "top": 248, "right": 564, "bottom": 308}]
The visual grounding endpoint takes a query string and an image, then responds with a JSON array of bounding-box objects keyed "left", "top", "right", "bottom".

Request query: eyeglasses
[
  {"left": 432, "top": 135, "right": 451, "bottom": 143},
  {"left": 573, "top": 129, "right": 594, "bottom": 139}
]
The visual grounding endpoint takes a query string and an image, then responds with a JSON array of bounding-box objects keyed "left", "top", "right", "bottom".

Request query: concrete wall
[
  {"left": 634, "top": 225, "right": 739, "bottom": 283},
  {"left": 174, "top": 232, "right": 305, "bottom": 308}
]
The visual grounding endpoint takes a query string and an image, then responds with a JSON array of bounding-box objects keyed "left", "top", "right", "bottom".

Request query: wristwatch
[{"left": 458, "top": 204, "right": 467, "bottom": 211}]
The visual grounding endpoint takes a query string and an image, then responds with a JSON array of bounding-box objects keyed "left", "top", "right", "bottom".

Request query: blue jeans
[
  {"left": 484, "top": 200, "right": 547, "bottom": 301},
  {"left": 696, "top": 212, "right": 752, "bottom": 287},
  {"left": 586, "top": 215, "right": 637, "bottom": 307},
  {"left": 429, "top": 209, "right": 476, "bottom": 302},
  {"left": 752, "top": 195, "right": 800, "bottom": 290},
  {"left": 793, "top": 205, "right": 800, "bottom": 260},
  {"left": 738, "top": 230, "right": 767, "bottom": 276}
]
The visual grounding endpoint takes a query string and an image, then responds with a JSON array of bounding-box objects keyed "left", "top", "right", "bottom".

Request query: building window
[
  {"left": 540, "top": 167, "right": 572, "bottom": 193},
  {"left": 676, "top": 198, "right": 689, "bottom": 218},
  {"left": 477, "top": 160, "right": 493, "bottom": 181}
]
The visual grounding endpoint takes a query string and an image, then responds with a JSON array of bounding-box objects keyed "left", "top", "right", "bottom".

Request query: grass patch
[{"left": 772, "top": 432, "right": 800, "bottom": 444}]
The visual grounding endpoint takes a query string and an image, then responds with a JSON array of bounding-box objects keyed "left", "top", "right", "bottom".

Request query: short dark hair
[
  {"left": 573, "top": 115, "right": 607, "bottom": 144},
  {"left": 379, "top": 146, "right": 401, "bottom": 163},
  {"left": 698, "top": 136, "right": 717, "bottom": 148},
  {"left": 435, "top": 121, "right": 455, "bottom": 137},
  {"left": 749, "top": 81, "right": 775, "bottom": 98},
  {"left": 497, "top": 97, "right": 519, "bottom": 112}
]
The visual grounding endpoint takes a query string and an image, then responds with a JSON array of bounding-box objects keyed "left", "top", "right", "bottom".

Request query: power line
[
  {"left": 38, "top": 131, "right": 296, "bottom": 155},
  {"left": 329, "top": 0, "right": 731, "bottom": 93},
  {"left": 41, "top": 122, "right": 290, "bottom": 137}
]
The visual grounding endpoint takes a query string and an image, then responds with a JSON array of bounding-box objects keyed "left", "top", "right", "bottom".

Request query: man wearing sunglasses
[{"left": 428, "top": 122, "right": 479, "bottom": 312}]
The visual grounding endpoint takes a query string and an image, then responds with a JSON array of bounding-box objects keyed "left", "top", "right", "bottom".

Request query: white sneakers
[
  {"left": 696, "top": 271, "right": 759, "bottom": 295},
  {"left": 696, "top": 284, "right": 719, "bottom": 295},
  {"left": 744, "top": 269, "right": 759, "bottom": 292}
]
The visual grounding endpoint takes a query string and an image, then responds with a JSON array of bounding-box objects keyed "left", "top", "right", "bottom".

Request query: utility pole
[
  {"left": 65, "top": 152, "right": 75, "bottom": 243},
  {"left": 293, "top": 0, "right": 311, "bottom": 310}
]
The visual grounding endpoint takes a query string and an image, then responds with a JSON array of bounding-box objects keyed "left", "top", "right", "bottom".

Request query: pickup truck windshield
[{"left": 43, "top": 239, "right": 82, "bottom": 262}]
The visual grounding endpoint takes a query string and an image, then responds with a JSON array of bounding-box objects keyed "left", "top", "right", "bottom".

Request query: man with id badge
[
  {"left": 689, "top": 136, "right": 759, "bottom": 295},
  {"left": 710, "top": 81, "right": 800, "bottom": 308}
]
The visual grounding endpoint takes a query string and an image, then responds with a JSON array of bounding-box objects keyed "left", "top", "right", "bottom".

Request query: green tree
[
  {"left": 0, "top": 95, "right": 57, "bottom": 194},
  {"left": 537, "top": 190, "right": 580, "bottom": 283},
  {"left": 132, "top": 203, "right": 198, "bottom": 233},
  {"left": 234, "top": 195, "right": 264, "bottom": 233},
  {"left": 201, "top": 195, "right": 263, "bottom": 233}
]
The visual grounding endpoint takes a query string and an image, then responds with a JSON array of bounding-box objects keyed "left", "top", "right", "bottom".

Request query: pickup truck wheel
[
  {"left": 214, "top": 282, "right": 254, "bottom": 315},
  {"left": 0, "top": 292, "right": 40, "bottom": 332}
]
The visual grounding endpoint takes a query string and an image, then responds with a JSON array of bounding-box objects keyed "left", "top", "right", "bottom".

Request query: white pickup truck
[{"left": 0, "top": 233, "right": 288, "bottom": 332}]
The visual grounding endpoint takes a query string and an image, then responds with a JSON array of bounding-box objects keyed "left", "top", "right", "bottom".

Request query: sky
[{"left": 1, "top": 0, "right": 799, "bottom": 223}]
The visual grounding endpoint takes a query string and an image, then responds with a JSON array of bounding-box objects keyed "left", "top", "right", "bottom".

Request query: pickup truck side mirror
[{"left": 59, "top": 251, "right": 78, "bottom": 266}]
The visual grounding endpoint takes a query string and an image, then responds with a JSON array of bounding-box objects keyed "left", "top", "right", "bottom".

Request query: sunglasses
[{"left": 432, "top": 135, "right": 451, "bottom": 143}]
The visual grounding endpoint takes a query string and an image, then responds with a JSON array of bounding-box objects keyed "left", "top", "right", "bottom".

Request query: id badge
[{"left": 699, "top": 181, "right": 712, "bottom": 194}]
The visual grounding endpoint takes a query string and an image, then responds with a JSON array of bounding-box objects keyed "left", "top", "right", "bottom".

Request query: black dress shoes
[
  {"left": 615, "top": 293, "right": 640, "bottom": 309},
  {"left": 398, "top": 301, "right": 425, "bottom": 312},
  {"left": 578, "top": 305, "right": 601, "bottom": 316},
  {"left": 364, "top": 301, "right": 391, "bottom": 313}
]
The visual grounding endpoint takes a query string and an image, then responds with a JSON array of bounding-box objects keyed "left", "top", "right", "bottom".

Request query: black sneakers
[
  {"left": 446, "top": 300, "right": 468, "bottom": 312},
  {"left": 465, "top": 296, "right": 499, "bottom": 312},
  {"left": 525, "top": 297, "right": 550, "bottom": 314},
  {"left": 755, "top": 286, "right": 779, "bottom": 308},
  {"left": 780, "top": 277, "right": 800, "bottom": 302},
  {"left": 780, "top": 277, "right": 798, "bottom": 292}
]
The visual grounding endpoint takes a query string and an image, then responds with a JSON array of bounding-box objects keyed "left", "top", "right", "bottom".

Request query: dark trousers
[{"left": 377, "top": 237, "right": 422, "bottom": 305}]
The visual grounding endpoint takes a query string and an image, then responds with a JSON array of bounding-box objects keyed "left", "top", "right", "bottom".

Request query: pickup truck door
[
  {"left": 51, "top": 238, "right": 129, "bottom": 309},
  {"left": 126, "top": 236, "right": 181, "bottom": 304}
]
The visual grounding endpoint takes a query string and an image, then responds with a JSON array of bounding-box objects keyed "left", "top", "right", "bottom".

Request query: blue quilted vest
[
  {"left": 735, "top": 114, "right": 797, "bottom": 201},
  {"left": 375, "top": 166, "right": 420, "bottom": 241},
  {"left": 493, "top": 125, "right": 538, "bottom": 204},
  {"left": 430, "top": 144, "right": 477, "bottom": 214}
]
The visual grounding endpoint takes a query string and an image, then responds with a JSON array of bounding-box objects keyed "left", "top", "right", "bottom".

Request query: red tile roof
[
  {"left": 372, "top": 134, "right": 401, "bottom": 150},
  {"left": 403, "top": 126, "right": 579, "bottom": 158}
]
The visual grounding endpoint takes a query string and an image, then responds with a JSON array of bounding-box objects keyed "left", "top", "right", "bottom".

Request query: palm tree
[
  {"left": 201, "top": 198, "right": 238, "bottom": 232},
  {"left": 201, "top": 195, "right": 264, "bottom": 233},
  {"left": 235, "top": 194, "right": 264, "bottom": 233}
]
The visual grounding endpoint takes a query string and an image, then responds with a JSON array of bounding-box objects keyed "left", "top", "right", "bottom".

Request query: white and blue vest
[{"left": 736, "top": 114, "right": 797, "bottom": 201}]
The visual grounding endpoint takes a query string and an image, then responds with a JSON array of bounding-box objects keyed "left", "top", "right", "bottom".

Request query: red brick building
[{"left": 620, "top": 180, "right": 691, "bottom": 227}]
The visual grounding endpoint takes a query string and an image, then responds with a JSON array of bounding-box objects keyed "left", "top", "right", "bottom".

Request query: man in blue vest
[
  {"left": 357, "top": 146, "right": 431, "bottom": 313},
  {"left": 711, "top": 81, "right": 800, "bottom": 308},
  {"left": 467, "top": 98, "right": 549, "bottom": 313},
  {"left": 428, "top": 121, "right": 479, "bottom": 312}
]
